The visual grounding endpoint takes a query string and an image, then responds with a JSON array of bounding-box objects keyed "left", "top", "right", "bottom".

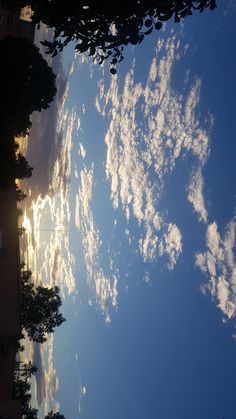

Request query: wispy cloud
[
  {"left": 95, "top": 35, "right": 211, "bottom": 268},
  {"left": 75, "top": 166, "right": 118, "bottom": 323},
  {"left": 196, "top": 217, "right": 236, "bottom": 319}
]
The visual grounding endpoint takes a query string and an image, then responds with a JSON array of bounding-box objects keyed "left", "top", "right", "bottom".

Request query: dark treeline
[
  {"left": 0, "top": 35, "right": 56, "bottom": 137},
  {"left": 0, "top": 35, "right": 56, "bottom": 188}
]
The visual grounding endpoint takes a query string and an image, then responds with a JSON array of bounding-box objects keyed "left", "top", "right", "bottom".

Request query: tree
[
  {"left": 21, "top": 269, "right": 32, "bottom": 282},
  {"left": 14, "top": 153, "right": 33, "bottom": 180},
  {"left": 14, "top": 378, "right": 31, "bottom": 414},
  {"left": 0, "top": 36, "right": 57, "bottom": 135},
  {"left": 0, "top": 149, "right": 33, "bottom": 188},
  {"left": 14, "top": 376, "right": 38, "bottom": 418},
  {"left": 2, "top": 0, "right": 217, "bottom": 73},
  {"left": 15, "top": 361, "right": 38, "bottom": 380},
  {"left": 21, "top": 276, "right": 65, "bottom": 343},
  {"left": 44, "top": 412, "right": 66, "bottom": 419},
  {"left": 16, "top": 187, "right": 27, "bottom": 202}
]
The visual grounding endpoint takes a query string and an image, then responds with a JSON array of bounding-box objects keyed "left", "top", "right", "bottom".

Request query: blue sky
[{"left": 20, "top": 2, "right": 236, "bottom": 418}]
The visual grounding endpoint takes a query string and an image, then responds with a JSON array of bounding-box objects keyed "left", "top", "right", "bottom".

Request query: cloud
[
  {"left": 32, "top": 336, "right": 60, "bottom": 413},
  {"left": 23, "top": 103, "right": 77, "bottom": 295},
  {"left": 26, "top": 66, "right": 68, "bottom": 198},
  {"left": 78, "top": 143, "right": 86, "bottom": 159},
  {"left": 195, "top": 217, "right": 236, "bottom": 319},
  {"left": 78, "top": 382, "right": 87, "bottom": 415},
  {"left": 33, "top": 343, "right": 45, "bottom": 406},
  {"left": 187, "top": 168, "right": 208, "bottom": 223},
  {"left": 75, "top": 167, "right": 118, "bottom": 323},
  {"left": 95, "top": 35, "right": 211, "bottom": 267},
  {"left": 143, "top": 271, "right": 151, "bottom": 285},
  {"left": 161, "top": 223, "right": 183, "bottom": 270}
]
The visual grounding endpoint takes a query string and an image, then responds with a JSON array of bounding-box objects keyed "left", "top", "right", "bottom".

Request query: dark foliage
[
  {"left": 13, "top": 378, "right": 38, "bottom": 418},
  {"left": 2, "top": 0, "right": 217, "bottom": 73},
  {"left": 20, "top": 273, "right": 65, "bottom": 343},
  {"left": 16, "top": 186, "right": 27, "bottom": 201},
  {"left": 0, "top": 35, "right": 56, "bottom": 135},
  {"left": 0, "top": 132, "right": 33, "bottom": 188},
  {"left": 44, "top": 412, "right": 66, "bottom": 419}
]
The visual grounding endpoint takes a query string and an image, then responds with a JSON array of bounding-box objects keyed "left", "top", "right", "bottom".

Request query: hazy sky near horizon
[{"left": 20, "top": 2, "right": 236, "bottom": 418}]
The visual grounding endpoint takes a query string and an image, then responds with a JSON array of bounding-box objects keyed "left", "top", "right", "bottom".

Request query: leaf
[
  {"left": 88, "top": 45, "right": 96, "bottom": 56},
  {"left": 75, "top": 42, "right": 89, "bottom": 53},
  {"left": 40, "top": 40, "right": 53, "bottom": 47},
  {"left": 144, "top": 19, "right": 152, "bottom": 27},
  {"left": 158, "top": 11, "right": 173, "bottom": 21},
  {"left": 155, "top": 21, "right": 162, "bottom": 30},
  {"left": 174, "top": 13, "right": 180, "bottom": 23},
  {"left": 144, "top": 27, "right": 153, "bottom": 35},
  {"left": 138, "top": 33, "right": 144, "bottom": 44}
]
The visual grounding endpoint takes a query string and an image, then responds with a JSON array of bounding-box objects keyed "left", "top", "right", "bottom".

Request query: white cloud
[
  {"left": 143, "top": 271, "right": 151, "bottom": 285},
  {"left": 187, "top": 168, "right": 208, "bottom": 223},
  {"left": 95, "top": 36, "right": 211, "bottom": 268},
  {"left": 26, "top": 108, "right": 77, "bottom": 296},
  {"left": 161, "top": 223, "right": 183, "bottom": 270},
  {"left": 78, "top": 142, "right": 86, "bottom": 159},
  {"left": 196, "top": 217, "right": 236, "bottom": 319},
  {"left": 75, "top": 167, "right": 118, "bottom": 323},
  {"left": 32, "top": 336, "right": 60, "bottom": 414}
]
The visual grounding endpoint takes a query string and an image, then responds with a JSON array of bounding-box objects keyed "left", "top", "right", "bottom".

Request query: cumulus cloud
[
  {"left": 161, "top": 223, "right": 183, "bottom": 270},
  {"left": 195, "top": 217, "right": 236, "bottom": 319},
  {"left": 187, "top": 168, "right": 208, "bottom": 223},
  {"left": 95, "top": 36, "right": 211, "bottom": 267},
  {"left": 75, "top": 167, "right": 118, "bottom": 323}
]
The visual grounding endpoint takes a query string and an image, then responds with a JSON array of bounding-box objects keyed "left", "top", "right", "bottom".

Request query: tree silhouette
[
  {"left": 14, "top": 376, "right": 38, "bottom": 418},
  {"left": 16, "top": 187, "right": 27, "bottom": 202},
  {"left": 21, "top": 274, "right": 65, "bottom": 343},
  {"left": 14, "top": 153, "right": 33, "bottom": 180},
  {"left": 44, "top": 412, "right": 66, "bottom": 419},
  {"left": 0, "top": 36, "right": 57, "bottom": 135},
  {"left": 3, "top": 0, "right": 217, "bottom": 73},
  {"left": 15, "top": 361, "right": 38, "bottom": 380}
]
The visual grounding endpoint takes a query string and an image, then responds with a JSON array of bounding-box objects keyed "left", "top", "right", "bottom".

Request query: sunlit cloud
[
  {"left": 95, "top": 35, "right": 211, "bottom": 267},
  {"left": 78, "top": 143, "right": 86, "bottom": 159},
  {"left": 196, "top": 216, "right": 236, "bottom": 319},
  {"left": 20, "top": 82, "right": 77, "bottom": 412},
  {"left": 75, "top": 166, "right": 118, "bottom": 323}
]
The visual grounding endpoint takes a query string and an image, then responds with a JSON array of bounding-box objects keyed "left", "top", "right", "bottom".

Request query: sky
[{"left": 19, "top": 2, "right": 236, "bottom": 418}]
